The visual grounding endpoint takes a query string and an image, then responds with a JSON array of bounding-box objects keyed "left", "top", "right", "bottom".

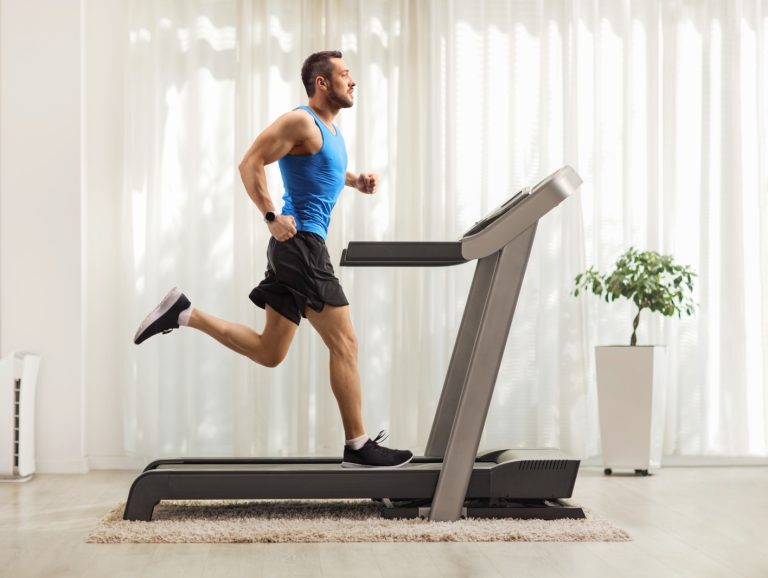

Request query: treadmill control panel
[{"left": 462, "top": 187, "right": 531, "bottom": 237}]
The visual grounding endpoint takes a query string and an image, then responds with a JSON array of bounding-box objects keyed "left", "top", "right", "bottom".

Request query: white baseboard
[
  {"left": 87, "top": 455, "right": 147, "bottom": 470},
  {"left": 660, "top": 455, "right": 768, "bottom": 466},
  {"left": 34, "top": 456, "right": 147, "bottom": 473},
  {"left": 581, "top": 455, "right": 768, "bottom": 467},
  {"left": 35, "top": 458, "right": 90, "bottom": 474}
]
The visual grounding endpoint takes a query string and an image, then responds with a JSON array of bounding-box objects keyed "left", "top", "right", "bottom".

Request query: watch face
[{"left": 265, "top": 211, "right": 276, "bottom": 222}]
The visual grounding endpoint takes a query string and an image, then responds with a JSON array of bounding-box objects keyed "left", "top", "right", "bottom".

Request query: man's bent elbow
[
  {"left": 238, "top": 154, "right": 265, "bottom": 176},
  {"left": 238, "top": 158, "right": 255, "bottom": 176}
]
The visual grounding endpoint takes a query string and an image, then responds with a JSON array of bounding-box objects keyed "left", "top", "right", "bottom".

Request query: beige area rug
[{"left": 87, "top": 500, "right": 631, "bottom": 543}]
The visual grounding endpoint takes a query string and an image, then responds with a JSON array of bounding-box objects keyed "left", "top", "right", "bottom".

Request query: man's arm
[
  {"left": 238, "top": 111, "right": 312, "bottom": 240},
  {"left": 346, "top": 170, "right": 378, "bottom": 194}
]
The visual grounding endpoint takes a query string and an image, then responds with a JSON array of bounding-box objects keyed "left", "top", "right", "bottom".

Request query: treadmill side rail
[{"left": 340, "top": 241, "right": 465, "bottom": 267}]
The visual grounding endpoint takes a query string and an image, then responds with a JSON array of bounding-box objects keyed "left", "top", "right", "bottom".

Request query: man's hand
[
  {"left": 268, "top": 215, "right": 297, "bottom": 241},
  {"left": 355, "top": 173, "right": 378, "bottom": 194}
]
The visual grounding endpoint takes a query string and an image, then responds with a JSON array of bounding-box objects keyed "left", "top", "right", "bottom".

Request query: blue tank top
[{"left": 278, "top": 106, "right": 348, "bottom": 239}]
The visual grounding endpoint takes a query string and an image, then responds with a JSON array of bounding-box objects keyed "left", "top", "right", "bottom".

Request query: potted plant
[{"left": 573, "top": 248, "right": 696, "bottom": 475}]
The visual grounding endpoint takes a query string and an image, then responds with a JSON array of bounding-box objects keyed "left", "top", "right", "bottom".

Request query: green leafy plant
[{"left": 573, "top": 248, "right": 696, "bottom": 346}]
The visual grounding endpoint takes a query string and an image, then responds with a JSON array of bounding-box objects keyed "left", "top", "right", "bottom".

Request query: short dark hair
[{"left": 301, "top": 51, "right": 342, "bottom": 97}]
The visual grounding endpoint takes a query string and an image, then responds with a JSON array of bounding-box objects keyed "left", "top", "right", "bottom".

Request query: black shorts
[{"left": 249, "top": 231, "right": 349, "bottom": 325}]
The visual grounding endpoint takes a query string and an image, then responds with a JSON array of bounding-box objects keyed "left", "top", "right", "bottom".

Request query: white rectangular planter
[{"left": 595, "top": 346, "right": 666, "bottom": 472}]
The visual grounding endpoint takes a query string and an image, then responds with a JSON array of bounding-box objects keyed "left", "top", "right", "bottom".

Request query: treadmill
[{"left": 123, "top": 165, "right": 584, "bottom": 522}]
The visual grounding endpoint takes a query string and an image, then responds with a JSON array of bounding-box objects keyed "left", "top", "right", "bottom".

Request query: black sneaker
[
  {"left": 341, "top": 431, "right": 414, "bottom": 468},
  {"left": 133, "top": 287, "right": 191, "bottom": 344}
]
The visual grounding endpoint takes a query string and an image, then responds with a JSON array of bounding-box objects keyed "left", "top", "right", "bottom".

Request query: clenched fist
[
  {"left": 268, "top": 214, "right": 297, "bottom": 241},
  {"left": 356, "top": 173, "right": 378, "bottom": 194}
]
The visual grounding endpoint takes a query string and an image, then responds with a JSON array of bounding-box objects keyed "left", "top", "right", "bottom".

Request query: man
[{"left": 133, "top": 51, "right": 413, "bottom": 468}]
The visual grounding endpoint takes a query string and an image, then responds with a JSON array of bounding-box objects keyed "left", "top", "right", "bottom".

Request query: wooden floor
[{"left": 0, "top": 467, "right": 767, "bottom": 577}]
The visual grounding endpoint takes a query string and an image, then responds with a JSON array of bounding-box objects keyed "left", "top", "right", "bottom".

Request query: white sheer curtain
[{"left": 119, "top": 0, "right": 768, "bottom": 462}]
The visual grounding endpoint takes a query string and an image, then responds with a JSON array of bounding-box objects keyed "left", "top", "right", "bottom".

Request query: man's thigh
[
  {"left": 305, "top": 304, "right": 356, "bottom": 348},
  {"left": 262, "top": 304, "right": 299, "bottom": 354}
]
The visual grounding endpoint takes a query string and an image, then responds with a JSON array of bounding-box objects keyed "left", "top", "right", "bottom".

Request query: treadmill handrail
[{"left": 340, "top": 241, "right": 466, "bottom": 267}]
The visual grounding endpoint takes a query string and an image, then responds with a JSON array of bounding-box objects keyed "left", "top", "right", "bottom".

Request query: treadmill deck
[{"left": 124, "top": 455, "right": 580, "bottom": 521}]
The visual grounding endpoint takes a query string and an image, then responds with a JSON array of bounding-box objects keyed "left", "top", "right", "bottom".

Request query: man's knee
[
  {"left": 252, "top": 312, "right": 298, "bottom": 368},
  {"left": 248, "top": 332, "right": 291, "bottom": 368},
  {"left": 256, "top": 346, "right": 289, "bottom": 368},
  {"left": 327, "top": 330, "right": 358, "bottom": 359}
]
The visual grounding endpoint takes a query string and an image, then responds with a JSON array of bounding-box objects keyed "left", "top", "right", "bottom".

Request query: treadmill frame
[
  {"left": 423, "top": 225, "right": 538, "bottom": 520},
  {"left": 123, "top": 166, "right": 584, "bottom": 522}
]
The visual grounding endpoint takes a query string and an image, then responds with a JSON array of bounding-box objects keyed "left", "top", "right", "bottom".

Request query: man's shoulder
[
  {"left": 282, "top": 108, "right": 316, "bottom": 127},
  {"left": 276, "top": 108, "right": 316, "bottom": 138}
]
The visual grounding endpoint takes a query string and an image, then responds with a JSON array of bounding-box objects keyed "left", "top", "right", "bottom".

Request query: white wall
[
  {"left": 82, "top": 0, "right": 133, "bottom": 469},
  {"left": 0, "top": 0, "right": 86, "bottom": 473}
]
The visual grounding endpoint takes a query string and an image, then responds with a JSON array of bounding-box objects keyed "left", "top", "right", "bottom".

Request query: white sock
[
  {"left": 178, "top": 306, "right": 194, "bottom": 326},
  {"left": 345, "top": 434, "right": 368, "bottom": 450}
]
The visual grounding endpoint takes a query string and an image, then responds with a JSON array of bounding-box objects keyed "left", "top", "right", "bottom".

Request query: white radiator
[{"left": 0, "top": 352, "right": 41, "bottom": 481}]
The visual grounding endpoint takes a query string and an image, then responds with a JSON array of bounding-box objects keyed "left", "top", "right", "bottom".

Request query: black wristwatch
[{"left": 264, "top": 211, "right": 276, "bottom": 223}]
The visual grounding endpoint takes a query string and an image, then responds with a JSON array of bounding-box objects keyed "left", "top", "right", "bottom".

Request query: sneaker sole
[
  {"left": 340, "top": 455, "right": 414, "bottom": 469},
  {"left": 133, "top": 287, "right": 182, "bottom": 343}
]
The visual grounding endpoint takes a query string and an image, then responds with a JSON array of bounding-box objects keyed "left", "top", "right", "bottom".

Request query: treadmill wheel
[{"left": 603, "top": 468, "right": 612, "bottom": 476}]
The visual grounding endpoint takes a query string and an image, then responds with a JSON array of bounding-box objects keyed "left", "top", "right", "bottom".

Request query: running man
[{"left": 133, "top": 51, "right": 413, "bottom": 468}]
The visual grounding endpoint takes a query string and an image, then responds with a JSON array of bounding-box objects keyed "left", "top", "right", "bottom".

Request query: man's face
[{"left": 324, "top": 58, "right": 355, "bottom": 109}]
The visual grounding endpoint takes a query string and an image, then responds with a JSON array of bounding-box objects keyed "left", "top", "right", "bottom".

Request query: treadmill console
[{"left": 462, "top": 187, "right": 531, "bottom": 237}]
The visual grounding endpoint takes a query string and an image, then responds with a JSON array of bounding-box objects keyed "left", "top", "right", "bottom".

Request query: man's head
[{"left": 301, "top": 51, "right": 355, "bottom": 109}]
